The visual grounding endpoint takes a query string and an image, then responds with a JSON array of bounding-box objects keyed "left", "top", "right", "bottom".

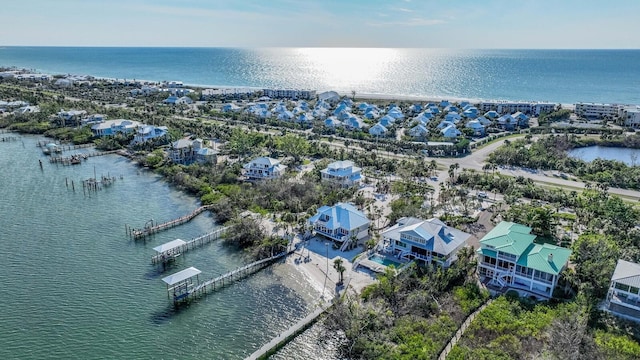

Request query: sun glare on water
[{"left": 295, "top": 48, "right": 401, "bottom": 91}]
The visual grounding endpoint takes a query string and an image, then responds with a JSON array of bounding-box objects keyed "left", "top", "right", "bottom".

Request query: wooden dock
[
  {"left": 50, "top": 150, "right": 119, "bottom": 165},
  {"left": 167, "top": 247, "right": 295, "bottom": 304},
  {"left": 151, "top": 227, "right": 229, "bottom": 264},
  {"left": 129, "top": 205, "right": 214, "bottom": 240}
]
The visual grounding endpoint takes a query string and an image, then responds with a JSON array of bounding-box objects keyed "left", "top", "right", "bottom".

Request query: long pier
[
  {"left": 169, "top": 248, "right": 295, "bottom": 303},
  {"left": 128, "top": 205, "right": 214, "bottom": 240},
  {"left": 151, "top": 227, "right": 229, "bottom": 264},
  {"left": 246, "top": 302, "right": 333, "bottom": 360},
  {"left": 37, "top": 140, "right": 95, "bottom": 151}
]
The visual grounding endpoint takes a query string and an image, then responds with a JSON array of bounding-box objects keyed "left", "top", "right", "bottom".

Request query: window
[{"left": 614, "top": 282, "right": 630, "bottom": 292}]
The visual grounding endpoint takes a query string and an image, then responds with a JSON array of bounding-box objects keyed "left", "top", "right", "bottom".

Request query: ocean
[
  {"left": 0, "top": 135, "right": 335, "bottom": 360},
  {"left": 1, "top": 47, "right": 639, "bottom": 105}
]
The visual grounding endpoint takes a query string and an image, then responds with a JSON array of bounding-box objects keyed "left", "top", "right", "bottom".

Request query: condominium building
[
  {"left": 262, "top": 89, "right": 317, "bottom": 100},
  {"left": 574, "top": 102, "right": 620, "bottom": 119}
]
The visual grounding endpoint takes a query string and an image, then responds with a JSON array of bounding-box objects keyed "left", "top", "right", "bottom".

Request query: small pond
[{"left": 567, "top": 146, "right": 640, "bottom": 166}]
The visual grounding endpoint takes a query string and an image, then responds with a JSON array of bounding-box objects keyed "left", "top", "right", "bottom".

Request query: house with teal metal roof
[
  {"left": 321, "top": 160, "right": 362, "bottom": 188},
  {"left": 477, "top": 221, "right": 572, "bottom": 300},
  {"left": 308, "top": 203, "right": 370, "bottom": 251}
]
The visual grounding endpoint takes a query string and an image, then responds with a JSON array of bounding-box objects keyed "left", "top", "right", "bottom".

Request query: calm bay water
[
  {"left": 1, "top": 47, "right": 639, "bottom": 104},
  {"left": 0, "top": 134, "right": 334, "bottom": 359},
  {"left": 568, "top": 146, "right": 640, "bottom": 166}
]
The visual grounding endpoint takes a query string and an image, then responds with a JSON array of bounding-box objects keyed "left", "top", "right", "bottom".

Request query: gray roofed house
[
  {"left": 381, "top": 217, "right": 471, "bottom": 267},
  {"left": 605, "top": 259, "right": 640, "bottom": 322}
]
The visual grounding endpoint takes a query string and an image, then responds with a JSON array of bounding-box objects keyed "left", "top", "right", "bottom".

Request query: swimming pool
[{"left": 369, "top": 254, "right": 401, "bottom": 267}]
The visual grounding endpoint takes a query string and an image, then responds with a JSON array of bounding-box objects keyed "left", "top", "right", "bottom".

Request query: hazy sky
[{"left": 2, "top": 0, "right": 639, "bottom": 48}]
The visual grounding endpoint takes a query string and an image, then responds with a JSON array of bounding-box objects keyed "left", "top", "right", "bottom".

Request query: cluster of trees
[
  {"left": 487, "top": 135, "right": 640, "bottom": 189},
  {"left": 324, "top": 249, "right": 483, "bottom": 359}
]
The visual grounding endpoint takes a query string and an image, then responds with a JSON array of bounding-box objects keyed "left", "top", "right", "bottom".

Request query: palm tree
[{"left": 333, "top": 258, "right": 346, "bottom": 284}]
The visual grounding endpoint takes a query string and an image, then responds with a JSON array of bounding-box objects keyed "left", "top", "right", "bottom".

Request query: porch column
[{"left": 529, "top": 269, "right": 535, "bottom": 291}]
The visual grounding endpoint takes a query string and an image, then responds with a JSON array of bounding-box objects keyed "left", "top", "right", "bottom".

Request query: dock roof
[
  {"left": 162, "top": 267, "right": 201, "bottom": 286},
  {"left": 153, "top": 239, "right": 187, "bottom": 253}
]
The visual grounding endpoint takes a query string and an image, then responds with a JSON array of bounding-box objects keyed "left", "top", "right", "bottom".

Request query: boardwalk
[
  {"left": 151, "top": 227, "right": 229, "bottom": 264},
  {"left": 437, "top": 298, "right": 494, "bottom": 360},
  {"left": 245, "top": 302, "right": 333, "bottom": 360},
  {"left": 129, "top": 205, "right": 214, "bottom": 239}
]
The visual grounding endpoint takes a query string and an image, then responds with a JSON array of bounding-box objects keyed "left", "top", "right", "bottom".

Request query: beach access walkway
[{"left": 437, "top": 298, "right": 493, "bottom": 360}]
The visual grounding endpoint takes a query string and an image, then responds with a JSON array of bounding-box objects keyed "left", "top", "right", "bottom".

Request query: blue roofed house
[
  {"left": 387, "top": 107, "right": 405, "bottom": 120},
  {"left": 477, "top": 221, "right": 572, "bottom": 300},
  {"left": 476, "top": 116, "right": 492, "bottom": 126},
  {"left": 485, "top": 110, "right": 500, "bottom": 119},
  {"left": 381, "top": 217, "right": 472, "bottom": 267},
  {"left": 321, "top": 160, "right": 362, "bottom": 188},
  {"left": 605, "top": 260, "right": 640, "bottom": 322},
  {"left": 408, "top": 124, "right": 429, "bottom": 138},
  {"left": 243, "top": 157, "right": 287, "bottom": 180},
  {"left": 324, "top": 116, "right": 343, "bottom": 128},
  {"left": 344, "top": 115, "right": 365, "bottom": 130},
  {"left": 369, "top": 123, "right": 388, "bottom": 136},
  {"left": 378, "top": 114, "right": 395, "bottom": 127},
  {"left": 497, "top": 114, "right": 517, "bottom": 130},
  {"left": 437, "top": 120, "right": 455, "bottom": 130},
  {"left": 309, "top": 203, "right": 370, "bottom": 251},
  {"left": 512, "top": 111, "right": 530, "bottom": 127},
  {"left": 465, "top": 120, "right": 485, "bottom": 136},
  {"left": 445, "top": 112, "right": 462, "bottom": 123},
  {"left": 414, "top": 111, "right": 433, "bottom": 124},
  {"left": 441, "top": 125, "right": 462, "bottom": 139}
]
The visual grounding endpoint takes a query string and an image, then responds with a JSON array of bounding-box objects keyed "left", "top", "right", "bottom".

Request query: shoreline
[{"left": 1, "top": 67, "right": 587, "bottom": 108}]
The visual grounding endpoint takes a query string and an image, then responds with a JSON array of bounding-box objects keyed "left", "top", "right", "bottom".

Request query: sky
[{"left": 1, "top": 0, "right": 639, "bottom": 48}]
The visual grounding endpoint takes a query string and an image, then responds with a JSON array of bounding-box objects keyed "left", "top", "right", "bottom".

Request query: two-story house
[
  {"left": 381, "top": 217, "right": 471, "bottom": 267},
  {"left": 242, "top": 157, "right": 287, "bottom": 180},
  {"left": 320, "top": 160, "right": 362, "bottom": 188},
  {"left": 308, "top": 203, "right": 370, "bottom": 251},
  {"left": 605, "top": 259, "right": 640, "bottom": 322},
  {"left": 477, "top": 221, "right": 572, "bottom": 300}
]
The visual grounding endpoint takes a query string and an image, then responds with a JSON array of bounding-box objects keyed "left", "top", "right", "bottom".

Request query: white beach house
[
  {"left": 243, "top": 157, "right": 287, "bottom": 180},
  {"left": 321, "top": 160, "right": 362, "bottom": 188},
  {"left": 605, "top": 259, "right": 640, "bottom": 322}
]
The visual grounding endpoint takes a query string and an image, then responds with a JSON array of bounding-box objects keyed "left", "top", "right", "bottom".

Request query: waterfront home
[
  {"left": 429, "top": 106, "right": 440, "bottom": 114},
  {"left": 369, "top": 123, "right": 388, "bottom": 136},
  {"left": 133, "top": 125, "right": 168, "bottom": 144},
  {"left": 408, "top": 104, "right": 423, "bottom": 115},
  {"left": 243, "top": 157, "right": 287, "bottom": 180},
  {"left": 444, "top": 105, "right": 459, "bottom": 113},
  {"left": 440, "top": 100, "right": 450, "bottom": 108},
  {"left": 381, "top": 217, "right": 471, "bottom": 267},
  {"left": 408, "top": 124, "right": 429, "bottom": 138},
  {"left": 441, "top": 125, "right": 462, "bottom": 139},
  {"left": 91, "top": 119, "right": 141, "bottom": 137},
  {"left": 465, "top": 120, "right": 486, "bottom": 136},
  {"left": 81, "top": 114, "right": 106, "bottom": 126},
  {"left": 321, "top": 160, "right": 362, "bottom": 188},
  {"left": 605, "top": 259, "right": 640, "bottom": 322},
  {"left": 463, "top": 106, "right": 479, "bottom": 119},
  {"left": 477, "top": 221, "right": 572, "bottom": 300},
  {"left": 170, "top": 137, "right": 217, "bottom": 165},
  {"left": 324, "top": 117, "right": 343, "bottom": 128},
  {"left": 308, "top": 202, "right": 370, "bottom": 251}
]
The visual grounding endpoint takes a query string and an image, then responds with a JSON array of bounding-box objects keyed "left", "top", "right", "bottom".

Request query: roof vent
[{"left": 548, "top": 253, "right": 554, "bottom": 262}]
